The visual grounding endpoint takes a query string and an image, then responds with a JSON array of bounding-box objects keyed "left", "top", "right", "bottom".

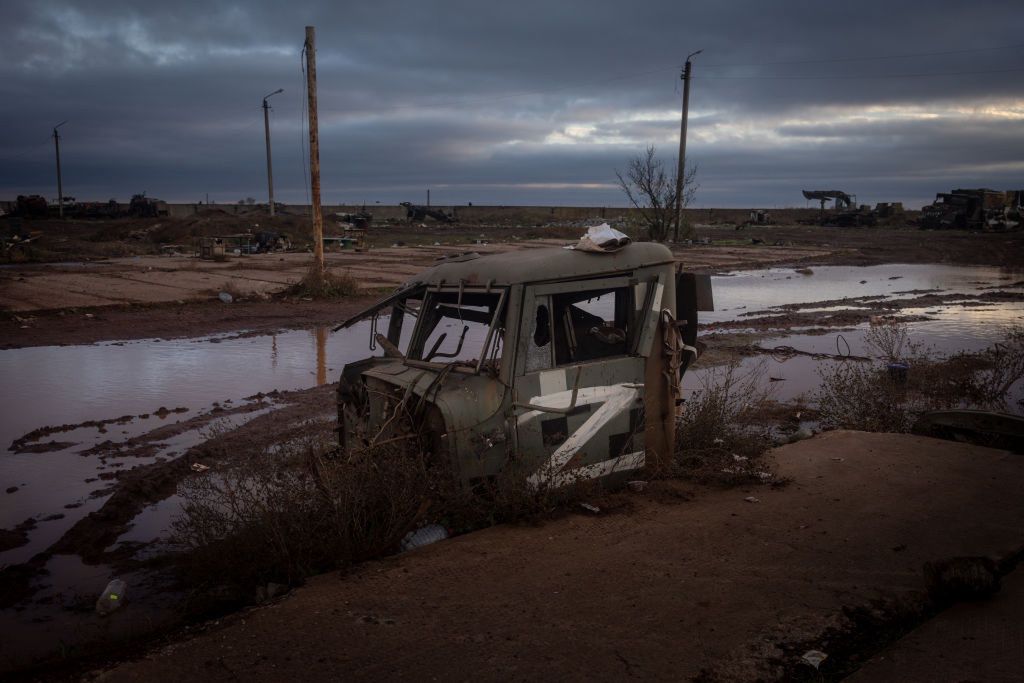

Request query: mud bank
[
  {"left": 88, "top": 432, "right": 1024, "bottom": 682},
  {"left": 0, "top": 295, "right": 378, "bottom": 350},
  {"left": 0, "top": 385, "right": 338, "bottom": 674}
]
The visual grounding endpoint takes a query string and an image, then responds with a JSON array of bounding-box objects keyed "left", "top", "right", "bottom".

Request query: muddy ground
[
  {"left": 89, "top": 432, "right": 1024, "bottom": 682},
  {"left": 3, "top": 220, "right": 1022, "bottom": 349},
  {"left": 2, "top": 221, "right": 1023, "bottom": 679}
]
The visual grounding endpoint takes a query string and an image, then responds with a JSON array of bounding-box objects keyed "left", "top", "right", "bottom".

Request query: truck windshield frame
[{"left": 407, "top": 285, "right": 508, "bottom": 373}]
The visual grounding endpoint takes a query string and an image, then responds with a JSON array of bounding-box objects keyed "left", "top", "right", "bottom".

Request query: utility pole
[
  {"left": 304, "top": 26, "right": 324, "bottom": 276},
  {"left": 427, "top": 189, "right": 430, "bottom": 207},
  {"left": 53, "top": 121, "right": 67, "bottom": 218},
  {"left": 674, "top": 49, "right": 701, "bottom": 242},
  {"left": 262, "top": 88, "right": 284, "bottom": 217}
]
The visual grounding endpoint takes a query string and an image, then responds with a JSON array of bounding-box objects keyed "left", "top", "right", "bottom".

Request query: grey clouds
[{"left": 1, "top": 1, "right": 1022, "bottom": 208}]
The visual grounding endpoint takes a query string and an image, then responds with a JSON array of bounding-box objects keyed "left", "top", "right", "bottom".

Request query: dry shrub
[
  {"left": 172, "top": 436, "right": 438, "bottom": 592},
  {"left": 816, "top": 322, "right": 1024, "bottom": 433},
  {"left": 286, "top": 267, "right": 359, "bottom": 298},
  {"left": 172, "top": 432, "right": 598, "bottom": 598},
  {"left": 675, "top": 360, "right": 777, "bottom": 484}
]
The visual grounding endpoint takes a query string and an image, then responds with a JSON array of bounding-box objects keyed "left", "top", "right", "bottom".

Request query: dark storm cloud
[{"left": 1, "top": 0, "right": 1022, "bottom": 207}]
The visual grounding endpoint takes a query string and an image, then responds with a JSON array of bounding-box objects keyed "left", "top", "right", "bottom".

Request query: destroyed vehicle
[
  {"left": 400, "top": 201, "right": 455, "bottom": 224},
  {"left": 334, "top": 242, "right": 712, "bottom": 490},
  {"left": 920, "top": 188, "right": 1020, "bottom": 231},
  {"left": 129, "top": 192, "right": 169, "bottom": 218}
]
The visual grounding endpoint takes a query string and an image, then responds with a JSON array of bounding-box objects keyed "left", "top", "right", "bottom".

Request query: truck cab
[{"left": 334, "top": 242, "right": 711, "bottom": 490}]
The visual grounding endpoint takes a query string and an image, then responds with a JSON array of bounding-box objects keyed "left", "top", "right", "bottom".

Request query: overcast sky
[{"left": 2, "top": 1, "right": 1022, "bottom": 208}]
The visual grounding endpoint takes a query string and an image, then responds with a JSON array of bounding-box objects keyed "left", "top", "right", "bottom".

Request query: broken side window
[
  {"left": 525, "top": 297, "right": 553, "bottom": 373},
  {"left": 552, "top": 287, "right": 632, "bottom": 365}
]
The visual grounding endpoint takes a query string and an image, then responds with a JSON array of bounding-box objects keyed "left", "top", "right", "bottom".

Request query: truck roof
[
  {"left": 407, "top": 241, "right": 675, "bottom": 288},
  {"left": 333, "top": 241, "right": 676, "bottom": 331}
]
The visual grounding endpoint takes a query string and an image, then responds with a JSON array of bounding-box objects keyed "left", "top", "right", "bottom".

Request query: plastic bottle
[{"left": 96, "top": 579, "right": 127, "bottom": 616}]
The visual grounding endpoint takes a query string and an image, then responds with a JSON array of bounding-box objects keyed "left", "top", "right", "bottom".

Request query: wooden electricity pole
[
  {"left": 305, "top": 26, "right": 325, "bottom": 276},
  {"left": 263, "top": 89, "right": 283, "bottom": 217},
  {"left": 674, "top": 49, "right": 701, "bottom": 242},
  {"left": 53, "top": 121, "right": 67, "bottom": 218}
]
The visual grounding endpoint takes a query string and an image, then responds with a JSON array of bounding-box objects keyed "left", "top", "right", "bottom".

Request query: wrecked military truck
[{"left": 334, "top": 241, "right": 712, "bottom": 490}]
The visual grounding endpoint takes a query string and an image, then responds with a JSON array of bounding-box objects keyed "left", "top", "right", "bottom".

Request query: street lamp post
[
  {"left": 262, "top": 89, "right": 284, "bottom": 216},
  {"left": 674, "top": 49, "right": 702, "bottom": 242}
]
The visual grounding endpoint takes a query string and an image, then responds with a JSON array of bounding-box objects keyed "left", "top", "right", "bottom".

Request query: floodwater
[
  {"left": 688, "top": 263, "right": 1024, "bottom": 406},
  {"left": 1, "top": 262, "right": 1023, "bottom": 672}
]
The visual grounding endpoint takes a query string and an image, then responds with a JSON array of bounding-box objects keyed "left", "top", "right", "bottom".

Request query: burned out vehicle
[
  {"left": 334, "top": 241, "right": 712, "bottom": 490},
  {"left": 920, "top": 188, "right": 1022, "bottom": 231},
  {"left": 400, "top": 201, "right": 455, "bottom": 224}
]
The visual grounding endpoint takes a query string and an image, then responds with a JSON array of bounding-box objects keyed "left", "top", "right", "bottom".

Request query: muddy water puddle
[
  {"left": 706, "top": 263, "right": 1023, "bottom": 324},
  {"left": 0, "top": 324, "right": 388, "bottom": 565},
  {"left": 691, "top": 263, "right": 1024, "bottom": 409}
]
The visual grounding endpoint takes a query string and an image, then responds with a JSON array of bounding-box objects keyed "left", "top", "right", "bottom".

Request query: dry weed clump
[
  {"left": 675, "top": 360, "right": 777, "bottom": 485},
  {"left": 172, "top": 431, "right": 598, "bottom": 599},
  {"left": 815, "top": 322, "right": 1024, "bottom": 433},
  {"left": 286, "top": 267, "right": 359, "bottom": 298},
  {"left": 172, "top": 436, "right": 438, "bottom": 593}
]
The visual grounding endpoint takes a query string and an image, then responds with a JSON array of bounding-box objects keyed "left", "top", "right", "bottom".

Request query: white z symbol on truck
[{"left": 517, "top": 383, "right": 644, "bottom": 489}]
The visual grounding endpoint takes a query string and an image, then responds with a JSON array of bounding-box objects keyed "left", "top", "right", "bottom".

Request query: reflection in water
[{"left": 315, "top": 326, "right": 328, "bottom": 386}]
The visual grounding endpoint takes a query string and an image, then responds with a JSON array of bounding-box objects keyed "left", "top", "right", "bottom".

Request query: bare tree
[{"left": 616, "top": 146, "right": 698, "bottom": 242}]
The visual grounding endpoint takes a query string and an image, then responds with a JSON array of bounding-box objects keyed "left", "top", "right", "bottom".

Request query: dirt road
[
  {"left": 92, "top": 431, "right": 1024, "bottom": 682},
  {"left": 0, "top": 239, "right": 834, "bottom": 313},
  {"left": 0, "top": 239, "right": 833, "bottom": 348}
]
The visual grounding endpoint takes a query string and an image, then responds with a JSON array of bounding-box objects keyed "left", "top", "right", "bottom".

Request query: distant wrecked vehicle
[{"left": 334, "top": 228, "right": 713, "bottom": 490}]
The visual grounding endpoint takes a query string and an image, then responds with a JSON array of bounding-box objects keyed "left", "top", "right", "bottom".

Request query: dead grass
[
  {"left": 816, "top": 321, "right": 1024, "bottom": 433},
  {"left": 172, "top": 435, "right": 438, "bottom": 592},
  {"left": 171, "top": 432, "right": 597, "bottom": 600},
  {"left": 674, "top": 360, "right": 778, "bottom": 485},
  {"left": 285, "top": 267, "right": 359, "bottom": 298}
]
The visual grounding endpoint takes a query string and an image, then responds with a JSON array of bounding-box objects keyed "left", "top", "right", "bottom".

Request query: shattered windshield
[{"left": 409, "top": 289, "right": 506, "bottom": 367}]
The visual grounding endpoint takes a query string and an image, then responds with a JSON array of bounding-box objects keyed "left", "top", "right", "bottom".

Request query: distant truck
[
  {"left": 400, "top": 202, "right": 454, "bottom": 224},
  {"left": 14, "top": 195, "right": 48, "bottom": 218},
  {"left": 129, "top": 193, "right": 169, "bottom": 218},
  {"left": 920, "top": 188, "right": 1022, "bottom": 231},
  {"left": 334, "top": 241, "right": 713, "bottom": 490}
]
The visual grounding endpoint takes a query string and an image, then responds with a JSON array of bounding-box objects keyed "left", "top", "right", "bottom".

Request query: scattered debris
[
  {"left": 190, "top": 463, "right": 210, "bottom": 473},
  {"left": 567, "top": 223, "right": 631, "bottom": 252},
  {"left": 743, "top": 496, "right": 760, "bottom": 503},
  {"left": 579, "top": 503, "right": 602, "bottom": 514},
  {"left": 399, "top": 524, "right": 449, "bottom": 552},
  {"left": 627, "top": 480, "right": 647, "bottom": 493},
  {"left": 218, "top": 292, "right": 234, "bottom": 304},
  {"left": 800, "top": 649, "right": 828, "bottom": 669},
  {"left": 96, "top": 579, "right": 127, "bottom": 616},
  {"left": 924, "top": 556, "right": 1001, "bottom": 602}
]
